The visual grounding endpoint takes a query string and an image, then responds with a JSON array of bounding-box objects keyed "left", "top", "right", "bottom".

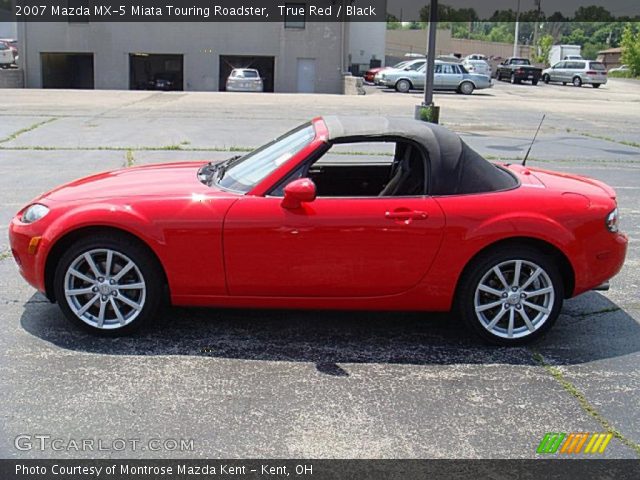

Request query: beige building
[
  {"left": 386, "top": 28, "right": 531, "bottom": 63},
  {"left": 18, "top": 21, "right": 351, "bottom": 93}
]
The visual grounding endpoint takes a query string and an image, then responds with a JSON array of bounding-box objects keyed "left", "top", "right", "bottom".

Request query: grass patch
[
  {"left": 0, "top": 118, "right": 58, "bottom": 144},
  {"left": 125, "top": 150, "right": 135, "bottom": 167},
  {"left": 578, "top": 132, "right": 640, "bottom": 149},
  {"left": 532, "top": 351, "right": 640, "bottom": 456}
]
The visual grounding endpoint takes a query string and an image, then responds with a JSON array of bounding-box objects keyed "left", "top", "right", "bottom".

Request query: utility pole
[
  {"left": 415, "top": 0, "right": 439, "bottom": 123},
  {"left": 513, "top": 0, "right": 521, "bottom": 57}
]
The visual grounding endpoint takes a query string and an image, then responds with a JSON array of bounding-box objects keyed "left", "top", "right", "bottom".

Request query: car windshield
[
  {"left": 215, "top": 124, "right": 315, "bottom": 193},
  {"left": 511, "top": 59, "right": 530, "bottom": 65}
]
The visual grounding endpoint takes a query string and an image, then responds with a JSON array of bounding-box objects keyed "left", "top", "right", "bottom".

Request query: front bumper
[{"left": 8, "top": 216, "right": 50, "bottom": 294}]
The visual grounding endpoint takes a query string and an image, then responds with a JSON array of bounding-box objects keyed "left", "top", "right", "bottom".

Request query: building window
[{"left": 284, "top": 3, "right": 305, "bottom": 29}]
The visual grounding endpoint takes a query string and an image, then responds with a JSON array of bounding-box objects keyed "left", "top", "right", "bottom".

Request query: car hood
[{"left": 40, "top": 161, "right": 221, "bottom": 202}]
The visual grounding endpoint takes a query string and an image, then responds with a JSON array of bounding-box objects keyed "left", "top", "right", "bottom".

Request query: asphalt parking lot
[{"left": 0, "top": 79, "right": 639, "bottom": 458}]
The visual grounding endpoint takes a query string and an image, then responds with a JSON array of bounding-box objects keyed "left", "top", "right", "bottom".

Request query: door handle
[{"left": 385, "top": 210, "right": 428, "bottom": 220}]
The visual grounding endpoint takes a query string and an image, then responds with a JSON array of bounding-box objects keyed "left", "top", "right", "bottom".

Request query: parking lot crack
[
  {"left": 531, "top": 350, "right": 640, "bottom": 457},
  {"left": 0, "top": 117, "right": 58, "bottom": 144}
]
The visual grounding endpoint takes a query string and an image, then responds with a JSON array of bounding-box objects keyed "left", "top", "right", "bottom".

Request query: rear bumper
[{"left": 574, "top": 232, "right": 628, "bottom": 296}]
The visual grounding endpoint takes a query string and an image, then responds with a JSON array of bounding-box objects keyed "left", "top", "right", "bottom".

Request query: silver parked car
[
  {"left": 381, "top": 61, "right": 492, "bottom": 95},
  {"left": 542, "top": 60, "right": 607, "bottom": 88},
  {"left": 374, "top": 59, "right": 426, "bottom": 85},
  {"left": 461, "top": 59, "right": 491, "bottom": 77},
  {"left": 226, "top": 68, "right": 264, "bottom": 92}
]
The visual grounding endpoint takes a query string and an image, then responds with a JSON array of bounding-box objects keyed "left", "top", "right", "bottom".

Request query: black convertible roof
[{"left": 322, "top": 115, "right": 515, "bottom": 195}]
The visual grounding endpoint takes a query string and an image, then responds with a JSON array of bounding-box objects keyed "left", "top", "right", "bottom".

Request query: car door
[
  {"left": 222, "top": 143, "right": 446, "bottom": 298},
  {"left": 440, "top": 64, "right": 463, "bottom": 90},
  {"left": 433, "top": 63, "right": 444, "bottom": 88},
  {"left": 550, "top": 62, "right": 564, "bottom": 82}
]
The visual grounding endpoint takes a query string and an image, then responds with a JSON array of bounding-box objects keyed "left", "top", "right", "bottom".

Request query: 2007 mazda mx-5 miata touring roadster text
[{"left": 9, "top": 117, "right": 627, "bottom": 345}]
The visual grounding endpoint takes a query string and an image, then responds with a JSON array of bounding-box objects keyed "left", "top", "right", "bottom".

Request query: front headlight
[
  {"left": 21, "top": 204, "right": 50, "bottom": 224},
  {"left": 606, "top": 207, "right": 619, "bottom": 233}
]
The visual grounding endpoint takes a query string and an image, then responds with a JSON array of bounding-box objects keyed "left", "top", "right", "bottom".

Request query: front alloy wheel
[
  {"left": 457, "top": 248, "right": 563, "bottom": 345},
  {"left": 64, "top": 249, "right": 146, "bottom": 329},
  {"left": 54, "top": 234, "right": 163, "bottom": 335},
  {"left": 395, "top": 79, "right": 411, "bottom": 93}
]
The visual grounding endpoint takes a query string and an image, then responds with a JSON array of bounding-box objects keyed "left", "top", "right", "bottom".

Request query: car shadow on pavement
[{"left": 20, "top": 291, "right": 639, "bottom": 375}]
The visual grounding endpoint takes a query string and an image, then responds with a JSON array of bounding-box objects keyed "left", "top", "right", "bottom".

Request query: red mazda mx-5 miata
[{"left": 9, "top": 116, "right": 627, "bottom": 344}]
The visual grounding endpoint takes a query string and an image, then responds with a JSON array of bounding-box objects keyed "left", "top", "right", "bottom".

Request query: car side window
[
  {"left": 435, "top": 64, "right": 442, "bottom": 74},
  {"left": 270, "top": 140, "right": 428, "bottom": 198}
]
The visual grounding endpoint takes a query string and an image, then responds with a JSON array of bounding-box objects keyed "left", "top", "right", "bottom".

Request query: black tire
[
  {"left": 456, "top": 246, "right": 564, "bottom": 346},
  {"left": 496, "top": 71, "right": 502, "bottom": 81},
  {"left": 459, "top": 81, "right": 474, "bottom": 95},
  {"left": 592, "top": 83, "right": 601, "bottom": 88},
  {"left": 543, "top": 74, "right": 550, "bottom": 84},
  {"left": 573, "top": 76, "right": 582, "bottom": 87},
  {"left": 510, "top": 73, "right": 519, "bottom": 84},
  {"left": 53, "top": 233, "right": 164, "bottom": 336},
  {"left": 395, "top": 79, "right": 412, "bottom": 93},
  {"left": 562, "top": 82, "right": 567, "bottom": 86},
  {"left": 532, "top": 79, "right": 539, "bottom": 86}
]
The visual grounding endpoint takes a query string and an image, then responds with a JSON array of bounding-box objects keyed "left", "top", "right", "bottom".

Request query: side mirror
[{"left": 281, "top": 178, "right": 316, "bottom": 210}]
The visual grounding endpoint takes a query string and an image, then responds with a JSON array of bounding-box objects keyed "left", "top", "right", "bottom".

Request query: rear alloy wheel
[
  {"left": 457, "top": 248, "right": 564, "bottom": 345},
  {"left": 395, "top": 79, "right": 412, "bottom": 93},
  {"left": 573, "top": 76, "right": 582, "bottom": 87},
  {"left": 54, "top": 234, "right": 163, "bottom": 335},
  {"left": 459, "top": 81, "right": 474, "bottom": 95}
]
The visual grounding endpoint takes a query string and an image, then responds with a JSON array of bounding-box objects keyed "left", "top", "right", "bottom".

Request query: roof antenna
[{"left": 522, "top": 114, "right": 546, "bottom": 167}]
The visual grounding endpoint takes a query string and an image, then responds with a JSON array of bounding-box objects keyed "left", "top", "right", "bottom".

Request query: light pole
[
  {"left": 513, "top": 0, "right": 521, "bottom": 57},
  {"left": 415, "top": 0, "right": 439, "bottom": 123}
]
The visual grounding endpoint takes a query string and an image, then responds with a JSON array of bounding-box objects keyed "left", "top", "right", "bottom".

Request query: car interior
[{"left": 272, "top": 140, "right": 427, "bottom": 197}]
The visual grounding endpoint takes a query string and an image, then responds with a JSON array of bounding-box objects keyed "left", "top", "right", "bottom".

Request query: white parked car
[
  {"left": 374, "top": 59, "right": 426, "bottom": 85},
  {"left": 226, "top": 69, "right": 264, "bottom": 92},
  {"left": 461, "top": 59, "right": 491, "bottom": 77},
  {"left": 608, "top": 64, "right": 630, "bottom": 74},
  {"left": 0, "top": 42, "right": 14, "bottom": 68},
  {"left": 464, "top": 53, "right": 487, "bottom": 62}
]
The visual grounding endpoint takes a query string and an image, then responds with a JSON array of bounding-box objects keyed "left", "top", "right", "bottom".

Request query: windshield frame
[{"left": 211, "top": 122, "right": 317, "bottom": 195}]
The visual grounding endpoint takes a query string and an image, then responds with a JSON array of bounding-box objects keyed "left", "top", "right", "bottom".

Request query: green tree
[
  {"left": 620, "top": 23, "right": 640, "bottom": 76},
  {"left": 533, "top": 34, "right": 554, "bottom": 65},
  {"left": 386, "top": 13, "right": 401, "bottom": 30}
]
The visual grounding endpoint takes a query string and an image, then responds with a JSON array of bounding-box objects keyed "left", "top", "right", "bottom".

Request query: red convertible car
[{"left": 9, "top": 116, "right": 627, "bottom": 345}]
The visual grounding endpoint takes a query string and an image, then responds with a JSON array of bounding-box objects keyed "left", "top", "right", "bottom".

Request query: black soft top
[{"left": 322, "top": 115, "right": 516, "bottom": 195}]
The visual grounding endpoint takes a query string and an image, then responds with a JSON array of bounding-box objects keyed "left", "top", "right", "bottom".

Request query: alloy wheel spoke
[
  {"left": 97, "top": 301, "right": 106, "bottom": 328},
  {"left": 77, "top": 294, "right": 99, "bottom": 316},
  {"left": 493, "top": 266, "right": 509, "bottom": 289},
  {"left": 478, "top": 284, "right": 503, "bottom": 297},
  {"left": 507, "top": 309, "right": 515, "bottom": 338},
  {"left": 113, "top": 261, "right": 134, "bottom": 282},
  {"left": 110, "top": 297, "right": 126, "bottom": 325},
  {"left": 476, "top": 299, "right": 505, "bottom": 313},
  {"left": 517, "top": 307, "right": 535, "bottom": 332},
  {"left": 115, "top": 294, "right": 142, "bottom": 311},
  {"left": 66, "top": 286, "right": 96, "bottom": 296},
  {"left": 523, "top": 301, "right": 550, "bottom": 314},
  {"left": 512, "top": 260, "right": 522, "bottom": 287},
  {"left": 83, "top": 253, "right": 102, "bottom": 278},
  {"left": 486, "top": 307, "right": 508, "bottom": 331},
  {"left": 117, "top": 282, "right": 145, "bottom": 290},
  {"left": 526, "top": 286, "right": 553, "bottom": 297},
  {"left": 69, "top": 268, "right": 95, "bottom": 284},
  {"left": 104, "top": 250, "right": 114, "bottom": 277},
  {"left": 521, "top": 267, "right": 542, "bottom": 290}
]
